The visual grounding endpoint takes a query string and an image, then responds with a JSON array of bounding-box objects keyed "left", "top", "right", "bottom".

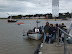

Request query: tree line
[{"left": 8, "top": 12, "right": 72, "bottom": 19}]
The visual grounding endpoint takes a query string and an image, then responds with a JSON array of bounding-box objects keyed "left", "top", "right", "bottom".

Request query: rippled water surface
[{"left": 0, "top": 19, "right": 71, "bottom": 54}]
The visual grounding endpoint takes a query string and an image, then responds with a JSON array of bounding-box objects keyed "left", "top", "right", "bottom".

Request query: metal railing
[
  {"left": 34, "top": 27, "right": 72, "bottom": 54},
  {"left": 57, "top": 27, "right": 72, "bottom": 54}
]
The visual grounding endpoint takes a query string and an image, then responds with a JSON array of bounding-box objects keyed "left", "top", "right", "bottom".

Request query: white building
[
  {"left": 24, "top": 17, "right": 29, "bottom": 19},
  {"left": 21, "top": 15, "right": 45, "bottom": 19}
]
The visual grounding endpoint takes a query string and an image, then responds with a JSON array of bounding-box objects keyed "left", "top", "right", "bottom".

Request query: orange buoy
[{"left": 17, "top": 22, "right": 24, "bottom": 25}]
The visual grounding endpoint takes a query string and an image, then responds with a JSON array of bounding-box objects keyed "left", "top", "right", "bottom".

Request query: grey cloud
[{"left": 0, "top": 0, "right": 72, "bottom": 17}]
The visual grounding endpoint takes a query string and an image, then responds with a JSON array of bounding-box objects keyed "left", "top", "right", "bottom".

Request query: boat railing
[
  {"left": 34, "top": 27, "right": 72, "bottom": 54},
  {"left": 57, "top": 27, "right": 72, "bottom": 54}
]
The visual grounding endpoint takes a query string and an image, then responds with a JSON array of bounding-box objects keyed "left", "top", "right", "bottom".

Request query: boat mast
[
  {"left": 10, "top": 15, "right": 12, "bottom": 19},
  {"left": 36, "top": 20, "right": 40, "bottom": 28},
  {"left": 7, "top": 13, "right": 12, "bottom": 19}
]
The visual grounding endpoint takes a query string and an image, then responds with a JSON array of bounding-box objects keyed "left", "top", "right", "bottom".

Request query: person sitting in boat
[
  {"left": 39, "top": 26, "right": 43, "bottom": 34},
  {"left": 44, "top": 22, "right": 50, "bottom": 40},
  {"left": 39, "top": 26, "right": 41, "bottom": 33},
  {"left": 49, "top": 24, "right": 55, "bottom": 43},
  {"left": 33, "top": 27, "right": 36, "bottom": 32},
  {"left": 41, "top": 26, "right": 44, "bottom": 32}
]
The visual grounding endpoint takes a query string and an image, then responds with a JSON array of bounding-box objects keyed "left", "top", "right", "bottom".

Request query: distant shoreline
[
  {"left": 18, "top": 19, "right": 62, "bottom": 21},
  {"left": 0, "top": 18, "right": 62, "bottom": 20}
]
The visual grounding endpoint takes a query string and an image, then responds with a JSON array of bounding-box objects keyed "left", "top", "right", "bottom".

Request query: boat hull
[
  {"left": 8, "top": 20, "right": 17, "bottom": 22},
  {"left": 28, "top": 33, "right": 43, "bottom": 40}
]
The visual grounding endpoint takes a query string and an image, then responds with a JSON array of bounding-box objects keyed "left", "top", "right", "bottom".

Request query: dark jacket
[
  {"left": 45, "top": 36, "right": 49, "bottom": 42},
  {"left": 62, "top": 25, "right": 67, "bottom": 32},
  {"left": 44, "top": 25, "right": 50, "bottom": 33},
  {"left": 49, "top": 27, "right": 55, "bottom": 35}
]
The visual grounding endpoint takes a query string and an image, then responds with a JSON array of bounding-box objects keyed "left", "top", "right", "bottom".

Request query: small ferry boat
[
  {"left": 27, "top": 20, "right": 43, "bottom": 40},
  {"left": 8, "top": 19, "right": 17, "bottom": 22},
  {"left": 8, "top": 16, "right": 18, "bottom": 22},
  {"left": 27, "top": 29, "right": 43, "bottom": 40}
]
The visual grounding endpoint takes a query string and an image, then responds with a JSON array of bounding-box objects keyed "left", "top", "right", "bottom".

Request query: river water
[{"left": 0, "top": 19, "right": 71, "bottom": 54}]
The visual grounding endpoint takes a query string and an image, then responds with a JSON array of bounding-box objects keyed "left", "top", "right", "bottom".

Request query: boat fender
[
  {"left": 23, "top": 35, "right": 26, "bottom": 36},
  {"left": 34, "top": 44, "right": 41, "bottom": 54},
  {"left": 38, "top": 52, "right": 42, "bottom": 54},
  {"left": 34, "top": 49, "right": 40, "bottom": 54}
]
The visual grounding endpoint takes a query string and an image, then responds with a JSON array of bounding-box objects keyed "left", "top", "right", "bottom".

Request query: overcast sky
[{"left": 0, "top": 0, "right": 72, "bottom": 17}]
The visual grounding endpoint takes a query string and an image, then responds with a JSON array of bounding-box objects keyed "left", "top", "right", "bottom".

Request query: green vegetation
[
  {"left": 7, "top": 12, "right": 72, "bottom": 19},
  {"left": 0, "top": 18, "right": 8, "bottom": 19}
]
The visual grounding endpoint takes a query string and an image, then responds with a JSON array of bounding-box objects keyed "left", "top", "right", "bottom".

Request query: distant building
[
  {"left": 21, "top": 15, "right": 45, "bottom": 19},
  {"left": 24, "top": 17, "right": 29, "bottom": 19}
]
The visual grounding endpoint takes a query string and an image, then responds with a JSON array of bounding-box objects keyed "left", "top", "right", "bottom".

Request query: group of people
[
  {"left": 32, "top": 21, "right": 67, "bottom": 44},
  {"left": 57, "top": 23, "right": 67, "bottom": 42},
  {"left": 44, "top": 22, "right": 67, "bottom": 44},
  {"left": 33, "top": 26, "right": 43, "bottom": 33},
  {"left": 44, "top": 22, "right": 56, "bottom": 44}
]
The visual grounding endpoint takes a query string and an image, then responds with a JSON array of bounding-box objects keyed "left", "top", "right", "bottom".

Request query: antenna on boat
[
  {"left": 8, "top": 13, "right": 13, "bottom": 18},
  {"left": 36, "top": 20, "right": 40, "bottom": 28},
  {"left": 7, "top": 13, "right": 12, "bottom": 19}
]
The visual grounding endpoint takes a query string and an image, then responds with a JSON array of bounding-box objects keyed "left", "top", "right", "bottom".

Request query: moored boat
[
  {"left": 27, "top": 29, "right": 43, "bottom": 40},
  {"left": 8, "top": 19, "right": 17, "bottom": 22},
  {"left": 23, "top": 20, "right": 43, "bottom": 40},
  {"left": 7, "top": 15, "right": 18, "bottom": 22},
  {"left": 27, "top": 32, "right": 43, "bottom": 40}
]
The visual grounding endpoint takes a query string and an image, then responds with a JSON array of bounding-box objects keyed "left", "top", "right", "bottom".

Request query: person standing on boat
[
  {"left": 33, "top": 27, "right": 36, "bottom": 32},
  {"left": 40, "top": 26, "right": 44, "bottom": 34},
  {"left": 39, "top": 26, "right": 42, "bottom": 33},
  {"left": 44, "top": 22, "right": 50, "bottom": 40},
  {"left": 49, "top": 24, "right": 55, "bottom": 43},
  {"left": 41, "top": 26, "right": 43, "bottom": 31}
]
